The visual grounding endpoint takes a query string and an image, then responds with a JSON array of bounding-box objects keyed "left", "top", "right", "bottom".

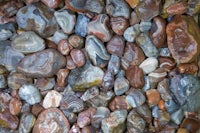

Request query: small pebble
[{"left": 146, "top": 89, "right": 161, "bottom": 106}]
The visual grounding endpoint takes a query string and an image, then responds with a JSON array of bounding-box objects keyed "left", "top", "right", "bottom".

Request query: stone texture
[
  {"left": 70, "top": 49, "right": 86, "bottom": 67},
  {"left": 41, "top": 0, "right": 62, "bottom": 8},
  {"left": 57, "top": 69, "right": 69, "bottom": 87},
  {"left": 75, "top": 14, "right": 90, "bottom": 37},
  {"left": 18, "top": 113, "right": 36, "bottom": 133},
  {"left": 139, "top": 57, "right": 158, "bottom": 74},
  {"left": 9, "top": 98, "right": 22, "bottom": 115},
  {"left": 110, "top": 17, "right": 129, "bottom": 35},
  {"left": 146, "top": 89, "right": 161, "bottom": 106}
]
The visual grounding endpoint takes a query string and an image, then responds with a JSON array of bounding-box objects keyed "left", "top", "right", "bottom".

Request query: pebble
[
  {"left": 139, "top": 21, "right": 152, "bottom": 32},
  {"left": 158, "top": 100, "right": 165, "bottom": 110},
  {"left": 81, "top": 86, "right": 99, "bottom": 101},
  {"left": 146, "top": 89, "right": 161, "bottom": 106},
  {"left": 9, "top": 97, "right": 22, "bottom": 115},
  {"left": 126, "top": 89, "right": 146, "bottom": 108},
  {"left": 158, "top": 57, "right": 175, "bottom": 71},
  {"left": 101, "top": 110, "right": 127, "bottom": 133},
  {"left": 75, "top": 14, "right": 90, "bottom": 37},
  {"left": 66, "top": 55, "right": 76, "bottom": 70},
  {"left": 135, "top": 104, "right": 152, "bottom": 123},
  {"left": 106, "top": 0, "right": 130, "bottom": 19},
  {"left": 125, "top": 0, "right": 139, "bottom": 9},
  {"left": 19, "top": 84, "right": 41, "bottom": 105},
  {"left": 84, "top": 0, "right": 104, "bottom": 14},
  {"left": 18, "top": 113, "right": 36, "bottom": 133},
  {"left": 171, "top": 109, "right": 184, "bottom": 125},
  {"left": 70, "top": 49, "right": 86, "bottom": 67},
  {"left": 181, "top": 117, "right": 200, "bottom": 133},
  {"left": 85, "top": 35, "right": 110, "bottom": 67},
  {"left": 68, "top": 34, "right": 84, "bottom": 49},
  {"left": 110, "top": 17, "right": 129, "bottom": 35},
  {"left": 129, "top": 11, "right": 140, "bottom": 25},
  {"left": 17, "top": 49, "right": 67, "bottom": 78},
  {"left": 0, "top": 92, "right": 12, "bottom": 112},
  {"left": 139, "top": 57, "right": 158, "bottom": 74},
  {"left": 16, "top": 3, "right": 58, "bottom": 37},
  {"left": 35, "top": 78, "right": 55, "bottom": 91},
  {"left": 125, "top": 65, "right": 145, "bottom": 88},
  {"left": 42, "top": 90, "right": 62, "bottom": 109},
  {"left": 157, "top": 110, "right": 171, "bottom": 126},
  {"left": 166, "top": 15, "right": 200, "bottom": 63},
  {"left": 57, "top": 39, "right": 73, "bottom": 55},
  {"left": 107, "top": 55, "right": 120, "bottom": 75},
  {"left": 77, "top": 107, "right": 96, "bottom": 128},
  {"left": 159, "top": 47, "right": 171, "bottom": 57},
  {"left": 57, "top": 69, "right": 69, "bottom": 87},
  {"left": 165, "top": 99, "right": 180, "bottom": 114},
  {"left": 123, "top": 24, "right": 140, "bottom": 42},
  {"left": 106, "top": 35, "right": 125, "bottom": 57},
  {"left": 54, "top": 10, "right": 76, "bottom": 34},
  {"left": 88, "top": 14, "right": 112, "bottom": 42},
  {"left": 114, "top": 76, "right": 129, "bottom": 96},
  {"left": 0, "top": 29, "right": 12, "bottom": 41},
  {"left": 177, "top": 128, "right": 189, "bottom": 133},
  {"left": 31, "top": 104, "right": 44, "bottom": 117},
  {"left": 101, "top": 70, "right": 114, "bottom": 91},
  {"left": 142, "top": 76, "right": 151, "bottom": 91},
  {"left": 41, "top": 0, "right": 62, "bottom": 8},
  {"left": 109, "top": 96, "right": 131, "bottom": 111},
  {"left": 166, "top": 1, "right": 188, "bottom": 15},
  {"left": 11, "top": 31, "right": 45, "bottom": 54},
  {"left": 0, "top": 74, "right": 7, "bottom": 89},
  {"left": 33, "top": 108, "right": 70, "bottom": 133},
  {"left": 65, "top": 0, "right": 86, "bottom": 13},
  {"left": 51, "top": 30, "right": 68, "bottom": 44},
  {"left": 136, "top": 33, "right": 159, "bottom": 58},
  {"left": 177, "top": 63, "right": 199, "bottom": 74}
]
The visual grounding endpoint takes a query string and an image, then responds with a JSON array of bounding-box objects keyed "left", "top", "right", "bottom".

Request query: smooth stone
[
  {"left": 135, "top": 0, "right": 161, "bottom": 21},
  {"left": 181, "top": 117, "right": 200, "bottom": 133},
  {"left": 165, "top": 99, "right": 180, "bottom": 114},
  {"left": 0, "top": 74, "right": 7, "bottom": 89},
  {"left": 157, "top": 78, "right": 172, "bottom": 101},
  {"left": 32, "top": 108, "right": 70, "bottom": 133},
  {"left": 19, "top": 84, "right": 41, "bottom": 105},
  {"left": 101, "top": 110, "right": 127, "bottom": 133},
  {"left": 51, "top": 30, "right": 68, "bottom": 44},
  {"left": 125, "top": 0, "right": 139, "bottom": 9},
  {"left": 88, "top": 14, "right": 112, "bottom": 42},
  {"left": 54, "top": 10, "right": 76, "bottom": 34},
  {"left": 139, "top": 57, "right": 158, "bottom": 74},
  {"left": 106, "top": 35, "right": 125, "bottom": 57},
  {"left": 65, "top": 0, "right": 86, "bottom": 13},
  {"left": 57, "top": 39, "right": 72, "bottom": 55},
  {"left": 57, "top": 69, "right": 69, "bottom": 87},
  {"left": 157, "top": 110, "right": 171, "bottom": 126},
  {"left": 19, "top": 113, "right": 36, "bottom": 133},
  {"left": 9, "top": 98, "right": 22, "bottom": 115},
  {"left": 114, "top": 76, "right": 129, "bottom": 96},
  {"left": 102, "top": 70, "right": 114, "bottom": 91},
  {"left": 127, "top": 110, "right": 146, "bottom": 133},
  {"left": 171, "top": 109, "right": 184, "bottom": 125},
  {"left": 106, "top": 0, "right": 131, "bottom": 19},
  {"left": 80, "top": 86, "right": 99, "bottom": 101},
  {"left": 70, "top": 49, "right": 86, "bottom": 67},
  {"left": 0, "top": 92, "right": 12, "bottom": 112},
  {"left": 0, "top": 110, "right": 19, "bottom": 130},
  {"left": 42, "top": 90, "right": 62, "bottom": 109},
  {"left": 159, "top": 48, "right": 171, "bottom": 57},
  {"left": 139, "top": 21, "right": 152, "bottom": 32},
  {"left": 17, "top": 49, "right": 67, "bottom": 78},
  {"left": 85, "top": 35, "right": 110, "bottom": 68},
  {"left": 31, "top": 104, "right": 44, "bottom": 117},
  {"left": 126, "top": 89, "right": 146, "bottom": 108},
  {"left": 123, "top": 24, "right": 140, "bottom": 42},
  {"left": 158, "top": 57, "right": 175, "bottom": 71},
  {"left": 0, "top": 42, "right": 24, "bottom": 71},
  {"left": 134, "top": 104, "right": 152, "bottom": 123},
  {"left": 11, "top": 31, "right": 45, "bottom": 54},
  {"left": 35, "top": 78, "right": 55, "bottom": 91},
  {"left": 0, "top": 127, "right": 18, "bottom": 133},
  {"left": 142, "top": 76, "right": 151, "bottom": 91},
  {"left": 107, "top": 55, "right": 120, "bottom": 75},
  {"left": 75, "top": 14, "right": 90, "bottom": 37},
  {"left": 129, "top": 11, "right": 140, "bottom": 25},
  {"left": 152, "top": 106, "right": 159, "bottom": 118},
  {"left": 146, "top": 89, "right": 161, "bottom": 106},
  {"left": 166, "top": 15, "right": 200, "bottom": 63},
  {"left": 84, "top": 0, "right": 104, "bottom": 14},
  {"left": 68, "top": 34, "right": 84, "bottom": 49},
  {"left": 136, "top": 33, "right": 158, "bottom": 57},
  {"left": 16, "top": 3, "right": 58, "bottom": 37},
  {"left": 0, "top": 22, "right": 17, "bottom": 34},
  {"left": 61, "top": 110, "right": 77, "bottom": 125},
  {"left": 177, "top": 128, "right": 189, "bottom": 133},
  {"left": 41, "top": 0, "right": 62, "bottom": 8},
  {"left": 66, "top": 55, "right": 76, "bottom": 70},
  {"left": 166, "top": 1, "right": 188, "bottom": 15},
  {"left": 0, "top": 29, "right": 12, "bottom": 41},
  {"left": 110, "top": 17, "right": 129, "bottom": 35},
  {"left": 109, "top": 96, "right": 132, "bottom": 111}
]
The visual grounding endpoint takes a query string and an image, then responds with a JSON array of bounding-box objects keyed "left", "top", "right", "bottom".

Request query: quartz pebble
[
  {"left": 42, "top": 90, "right": 62, "bottom": 109},
  {"left": 139, "top": 57, "right": 158, "bottom": 74}
]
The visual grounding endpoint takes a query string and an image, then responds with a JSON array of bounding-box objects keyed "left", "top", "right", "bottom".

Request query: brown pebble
[
  {"left": 57, "top": 39, "right": 73, "bottom": 55},
  {"left": 181, "top": 117, "right": 200, "bottom": 133},
  {"left": 146, "top": 89, "right": 161, "bottom": 106},
  {"left": 31, "top": 104, "right": 44, "bottom": 117},
  {"left": 57, "top": 68, "right": 69, "bottom": 87},
  {"left": 66, "top": 55, "right": 76, "bottom": 70},
  {"left": 158, "top": 100, "right": 165, "bottom": 110},
  {"left": 166, "top": 1, "right": 188, "bottom": 15},
  {"left": 9, "top": 98, "right": 22, "bottom": 115},
  {"left": 70, "top": 49, "right": 86, "bottom": 67},
  {"left": 129, "top": 11, "right": 140, "bottom": 25},
  {"left": 177, "top": 128, "right": 189, "bottom": 133},
  {"left": 45, "top": 39, "right": 57, "bottom": 49},
  {"left": 158, "top": 57, "right": 176, "bottom": 71},
  {"left": 109, "top": 96, "right": 131, "bottom": 111},
  {"left": 68, "top": 34, "right": 84, "bottom": 49},
  {"left": 177, "top": 62, "right": 199, "bottom": 74},
  {"left": 110, "top": 16, "right": 129, "bottom": 35},
  {"left": 125, "top": 0, "right": 139, "bottom": 9}
]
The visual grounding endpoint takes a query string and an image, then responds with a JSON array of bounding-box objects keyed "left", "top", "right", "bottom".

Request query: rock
[
  {"left": 0, "top": 29, "right": 12, "bottom": 41},
  {"left": 177, "top": 128, "right": 189, "bottom": 133},
  {"left": 9, "top": 98, "right": 22, "bottom": 115},
  {"left": 65, "top": 0, "right": 86, "bottom": 13},
  {"left": 57, "top": 39, "right": 73, "bottom": 55},
  {"left": 41, "top": 0, "right": 62, "bottom": 8},
  {"left": 107, "top": 55, "right": 120, "bottom": 75},
  {"left": 134, "top": 104, "right": 152, "bottom": 123},
  {"left": 57, "top": 69, "right": 69, "bottom": 87},
  {"left": 166, "top": 1, "right": 188, "bottom": 15},
  {"left": 70, "top": 49, "right": 86, "bottom": 67},
  {"left": 19, "top": 84, "right": 41, "bottom": 105},
  {"left": 142, "top": 76, "right": 151, "bottom": 91},
  {"left": 123, "top": 24, "right": 140, "bottom": 42},
  {"left": 16, "top": 3, "right": 58, "bottom": 37},
  {"left": 35, "top": 78, "right": 55, "bottom": 91},
  {"left": 139, "top": 57, "right": 158, "bottom": 74},
  {"left": 42, "top": 90, "right": 62, "bottom": 109},
  {"left": 68, "top": 34, "right": 84, "bottom": 49},
  {"left": 159, "top": 47, "right": 171, "bottom": 57},
  {"left": 187, "top": 0, "right": 200, "bottom": 15},
  {"left": 31, "top": 104, "right": 44, "bottom": 117},
  {"left": 110, "top": 17, "right": 129, "bottom": 35},
  {"left": 157, "top": 78, "right": 172, "bottom": 101},
  {"left": 139, "top": 21, "right": 152, "bottom": 32},
  {"left": 158, "top": 57, "right": 175, "bottom": 71},
  {"left": 11, "top": 31, "right": 45, "bottom": 54},
  {"left": 54, "top": 10, "right": 76, "bottom": 34},
  {"left": 66, "top": 55, "right": 76, "bottom": 70},
  {"left": 17, "top": 49, "right": 66, "bottom": 78},
  {"left": 177, "top": 63, "right": 199, "bottom": 74},
  {"left": 101, "top": 110, "right": 127, "bottom": 133},
  {"left": 165, "top": 99, "right": 180, "bottom": 114},
  {"left": 0, "top": 92, "right": 12, "bottom": 112},
  {"left": 0, "top": 74, "right": 7, "bottom": 89},
  {"left": 129, "top": 11, "right": 140, "bottom": 25},
  {"left": 114, "top": 76, "right": 129, "bottom": 96},
  {"left": 85, "top": 35, "right": 110, "bottom": 68},
  {"left": 181, "top": 117, "right": 200, "bottom": 133},
  {"left": 146, "top": 89, "right": 161, "bottom": 106},
  {"left": 88, "top": 14, "right": 112, "bottom": 42},
  {"left": 125, "top": 0, "right": 139, "bottom": 9},
  {"left": 75, "top": 14, "right": 90, "bottom": 37},
  {"left": 166, "top": 15, "right": 200, "bottom": 63},
  {"left": 80, "top": 86, "right": 99, "bottom": 101},
  {"left": 101, "top": 70, "right": 114, "bottom": 91},
  {"left": 51, "top": 30, "right": 68, "bottom": 44},
  {"left": 157, "top": 110, "right": 171, "bottom": 126},
  {"left": 84, "top": 0, "right": 104, "bottom": 14},
  {"left": 18, "top": 113, "right": 36, "bottom": 133},
  {"left": 109, "top": 96, "right": 131, "bottom": 111},
  {"left": 171, "top": 109, "right": 184, "bottom": 125},
  {"left": 33, "top": 108, "right": 70, "bottom": 133}
]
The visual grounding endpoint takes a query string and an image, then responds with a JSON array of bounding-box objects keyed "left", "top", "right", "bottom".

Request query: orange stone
[
  {"left": 146, "top": 89, "right": 161, "bottom": 106},
  {"left": 125, "top": 0, "right": 139, "bottom": 8},
  {"left": 9, "top": 98, "right": 22, "bottom": 115},
  {"left": 158, "top": 100, "right": 165, "bottom": 110}
]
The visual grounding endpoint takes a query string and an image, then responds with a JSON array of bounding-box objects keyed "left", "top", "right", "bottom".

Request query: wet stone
[
  {"left": 106, "top": 0, "right": 130, "bottom": 19},
  {"left": 19, "top": 84, "right": 41, "bottom": 105},
  {"left": 88, "top": 14, "right": 112, "bottom": 42},
  {"left": 18, "top": 113, "right": 36, "bottom": 133},
  {"left": 110, "top": 17, "right": 129, "bottom": 35},
  {"left": 16, "top": 3, "right": 58, "bottom": 37},
  {"left": 54, "top": 10, "right": 76, "bottom": 34},
  {"left": 11, "top": 31, "right": 45, "bottom": 54},
  {"left": 85, "top": 35, "right": 110, "bottom": 68},
  {"left": 75, "top": 14, "right": 90, "bottom": 37},
  {"left": 17, "top": 49, "right": 67, "bottom": 78},
  {"left": 101, "top": 110, "right": 127, "bottom": 133},
  {"left": 123, "top": 24, "right": 140, "bottom": 42},
  {"left": 42, "top": 90, "right": 62, "bottom": 109},
  {"left": 57, "top": 39, "right": 73, "bottom": 56},
  {"left": 33, "top": 108, "right": 70, "bottom": 133}
]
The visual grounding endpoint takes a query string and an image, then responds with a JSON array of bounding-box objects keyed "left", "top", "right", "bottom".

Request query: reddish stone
[
  {"left": 41, "top": 0, "right": 62, "bottom": 8},
  {"left": 9, "top": 98, "right": 22, "bottom": 115},
  {"left": 70, "top": 49, "right": 86, "bottom": 67},
  {"left": 158, "top": 57, "right": 176, "bottom": 71},
  {"left": 110, "top": 17, "right": 129, "bottom": 35},
  {"left": 146, "top": 89, "right": 161, "bottom": 106},
  {"left": 181, "top": 118, "right": 200, "bottom": 133},
  {"left": 68, "top": 34, "right": 84, "bottom": 49},
  {"left": 66, "top": 56, "right": 76, "bottom": 70},
  {"left": 57, "top": 68, "right": 69, "bottom": 87},
  {"left": 57, "top": 39, "right": 73, "bottom": 55},
  {"left": 158, "top": 100, "right": 165, "bottom": 110},
  {"left": 45, "top": 40, "right": 57, "bottom": 49},
  {"left": 177, "top": 63, "right": 199, "bottom": 74},
  {"left": 166, "top": 1, "right": 188, "bottom": 15},
  {"left": 109, "top": 96, "right": 131, "bottom": 111},
  {"left": 31, "top": 104, "right": 44, "bottom": 117}
]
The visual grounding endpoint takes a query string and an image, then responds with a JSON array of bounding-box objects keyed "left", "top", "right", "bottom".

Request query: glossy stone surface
[
  {"left": 11, "top": 31, "right": 45, "bottom": 54},
  {"left": 57, "top": 69, "right": 69, "bottom": 87},
  {"left": 75, "top": 14, "right": 90, "bottom": 37},
  {"left": 125, "top": 65, "right": 145, "bottom": 88},
  {"left": 33, "top": 108, "right": 70, "bottom": 133},
  {"left": 146, "top": 89, "right": 161, "bottom": 106},
  {"left": 88, "top": 14, "right": 112, "bottom": 42},
  {"left": 16, "top": 3, "right": 58, "bottom": 37},
  {"left": 177, "top": 63, "right": 198, "bottom": 74},
  {"left": 101, "top": 110, "right": 127, "bottom": 133},
  {"left": 42, "top": 90, "right": 62, "bottom": 109},
  {"left": 19, "top": 84, "right": 41, "bottom": 105},
  {"left": 85, "top": 35, "right": 110, "bottom": 67},
  {"left": 110, "top": 17, "right": 129, "bottom": 35},
  {"left": 17, "top": 49, "right": 66, "bottom": 78},
  {"left": 166, "top": 15, "right": 200, "bottom": 63},
  {"left": 106, "top": 0, "right": 130, "bottom": 19},
  {"left": 68, "top": 34, "right": 84, "bottom": 49},
  {"left": 171, "top": 109, "right": 184, "bottom": 125},
  {"left": 139, "top": 57, "right": 158, "bottom": 74},
  {"left": 18, "top": 113, "right": 36, "bottom": 133},
  {"left": 54, "top": 10, "right": 76, "bottom": 34},
  {"left": 70, "top": 49, "right": 86, "bottom": 67},
  {"left": 41, "top": 0, "right": 62, "bottom": 8},
  {"left": 123, "top": 24, "right": 140, "bottom": 42}
]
